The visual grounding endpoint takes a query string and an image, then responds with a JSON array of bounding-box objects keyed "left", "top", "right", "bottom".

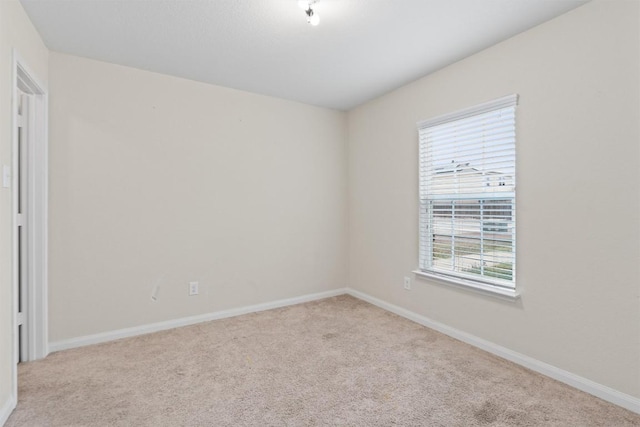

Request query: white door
[{"left": 16, "top": 91, "right": 30, "bottom": 363}]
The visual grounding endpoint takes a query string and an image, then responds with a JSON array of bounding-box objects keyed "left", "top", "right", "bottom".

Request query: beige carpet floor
[{"left": 6, "top": 295, "right": 640, "bottom": 426}]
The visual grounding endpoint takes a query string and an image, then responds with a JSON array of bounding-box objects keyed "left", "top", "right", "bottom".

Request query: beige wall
[
  {"left": 0, "top": 0, "right": 48, "bottom": 415},
  {"left": 348, "top": 0, "right": 640, "bottom": 398},
  {"left": 48, "top": 53, "right": 348, "bottom": 342}
]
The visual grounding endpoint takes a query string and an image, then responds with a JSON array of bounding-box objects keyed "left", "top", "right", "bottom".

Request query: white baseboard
[
  {"left": 49, "top": 288, "right": 347, "bottom": 353},
  {"left": 346, "top": 288, "right": 640, "bottom": 415},
  {"left": 0, "top": 393, "right": 16, "bottom": 427}
]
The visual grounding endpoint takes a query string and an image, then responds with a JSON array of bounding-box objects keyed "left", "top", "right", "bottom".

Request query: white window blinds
[{"left": 418, "top": 94, "right": 518, "bottom": 291}]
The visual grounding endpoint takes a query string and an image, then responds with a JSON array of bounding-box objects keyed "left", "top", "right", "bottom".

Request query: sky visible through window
[{"left": 426, "top": 108, "right": 515, "bottom": 181}]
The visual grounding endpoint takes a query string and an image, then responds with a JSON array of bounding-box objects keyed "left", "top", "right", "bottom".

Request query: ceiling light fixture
[{"left": 298, "top": 0, "right": 320, "bottom": 26}]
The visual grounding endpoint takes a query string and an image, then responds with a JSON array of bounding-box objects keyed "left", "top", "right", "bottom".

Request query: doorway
[
  {"left": 16, "top": 89, "right": 29, "bottom": 363},
  {"left": 12, "top": 52, "right": 48, "bottom": 378}
]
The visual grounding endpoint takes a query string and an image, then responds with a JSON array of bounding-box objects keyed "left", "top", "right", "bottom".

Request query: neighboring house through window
[{"left": 417, "top": 95, "right": 518, "bottom": 297}]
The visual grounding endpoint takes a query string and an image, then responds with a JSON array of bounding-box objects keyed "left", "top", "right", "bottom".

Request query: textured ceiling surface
[{"left": 20, "top": 0, "right": 587, "bottom": 110}]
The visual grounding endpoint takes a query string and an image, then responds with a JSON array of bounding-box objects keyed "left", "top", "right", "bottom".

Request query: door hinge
[{"left": 17, "top": 311, "right": 24, "bottom": 326}]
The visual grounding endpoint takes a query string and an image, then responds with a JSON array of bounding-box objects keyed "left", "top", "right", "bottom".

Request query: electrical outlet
[
  {"left": 189, "top": 281, "right": 199, "bottom": 296},
  {"left": 403, "top": 276, "right": 411, "bottom": 290}
]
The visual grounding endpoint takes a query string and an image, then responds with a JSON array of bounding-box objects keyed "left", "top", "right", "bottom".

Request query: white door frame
[{"left": 11, "top": 49, "right": 48, "bottom": 385}]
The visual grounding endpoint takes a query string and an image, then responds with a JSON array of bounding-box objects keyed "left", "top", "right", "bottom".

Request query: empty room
[{"left": 1, "top": 0, "right": 639, "bottom": 425}]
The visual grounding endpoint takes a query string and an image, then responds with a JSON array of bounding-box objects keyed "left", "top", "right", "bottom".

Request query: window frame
[{"left": 414, "top": 95, "right": 519, "bottom": 300}]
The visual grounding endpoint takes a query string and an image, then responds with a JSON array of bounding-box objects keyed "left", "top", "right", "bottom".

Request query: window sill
[{"left": 412, "top": 270, "right": 520, "bottom": 301}]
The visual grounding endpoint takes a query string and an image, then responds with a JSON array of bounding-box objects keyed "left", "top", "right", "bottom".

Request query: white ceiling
[{"left": 20, "top": 0, "right": 587, "bottom": 110}]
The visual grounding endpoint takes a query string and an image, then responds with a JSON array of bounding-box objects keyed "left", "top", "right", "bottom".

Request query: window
[{"left": 417, "top": 95, "right": 518, "bottom": 297}]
